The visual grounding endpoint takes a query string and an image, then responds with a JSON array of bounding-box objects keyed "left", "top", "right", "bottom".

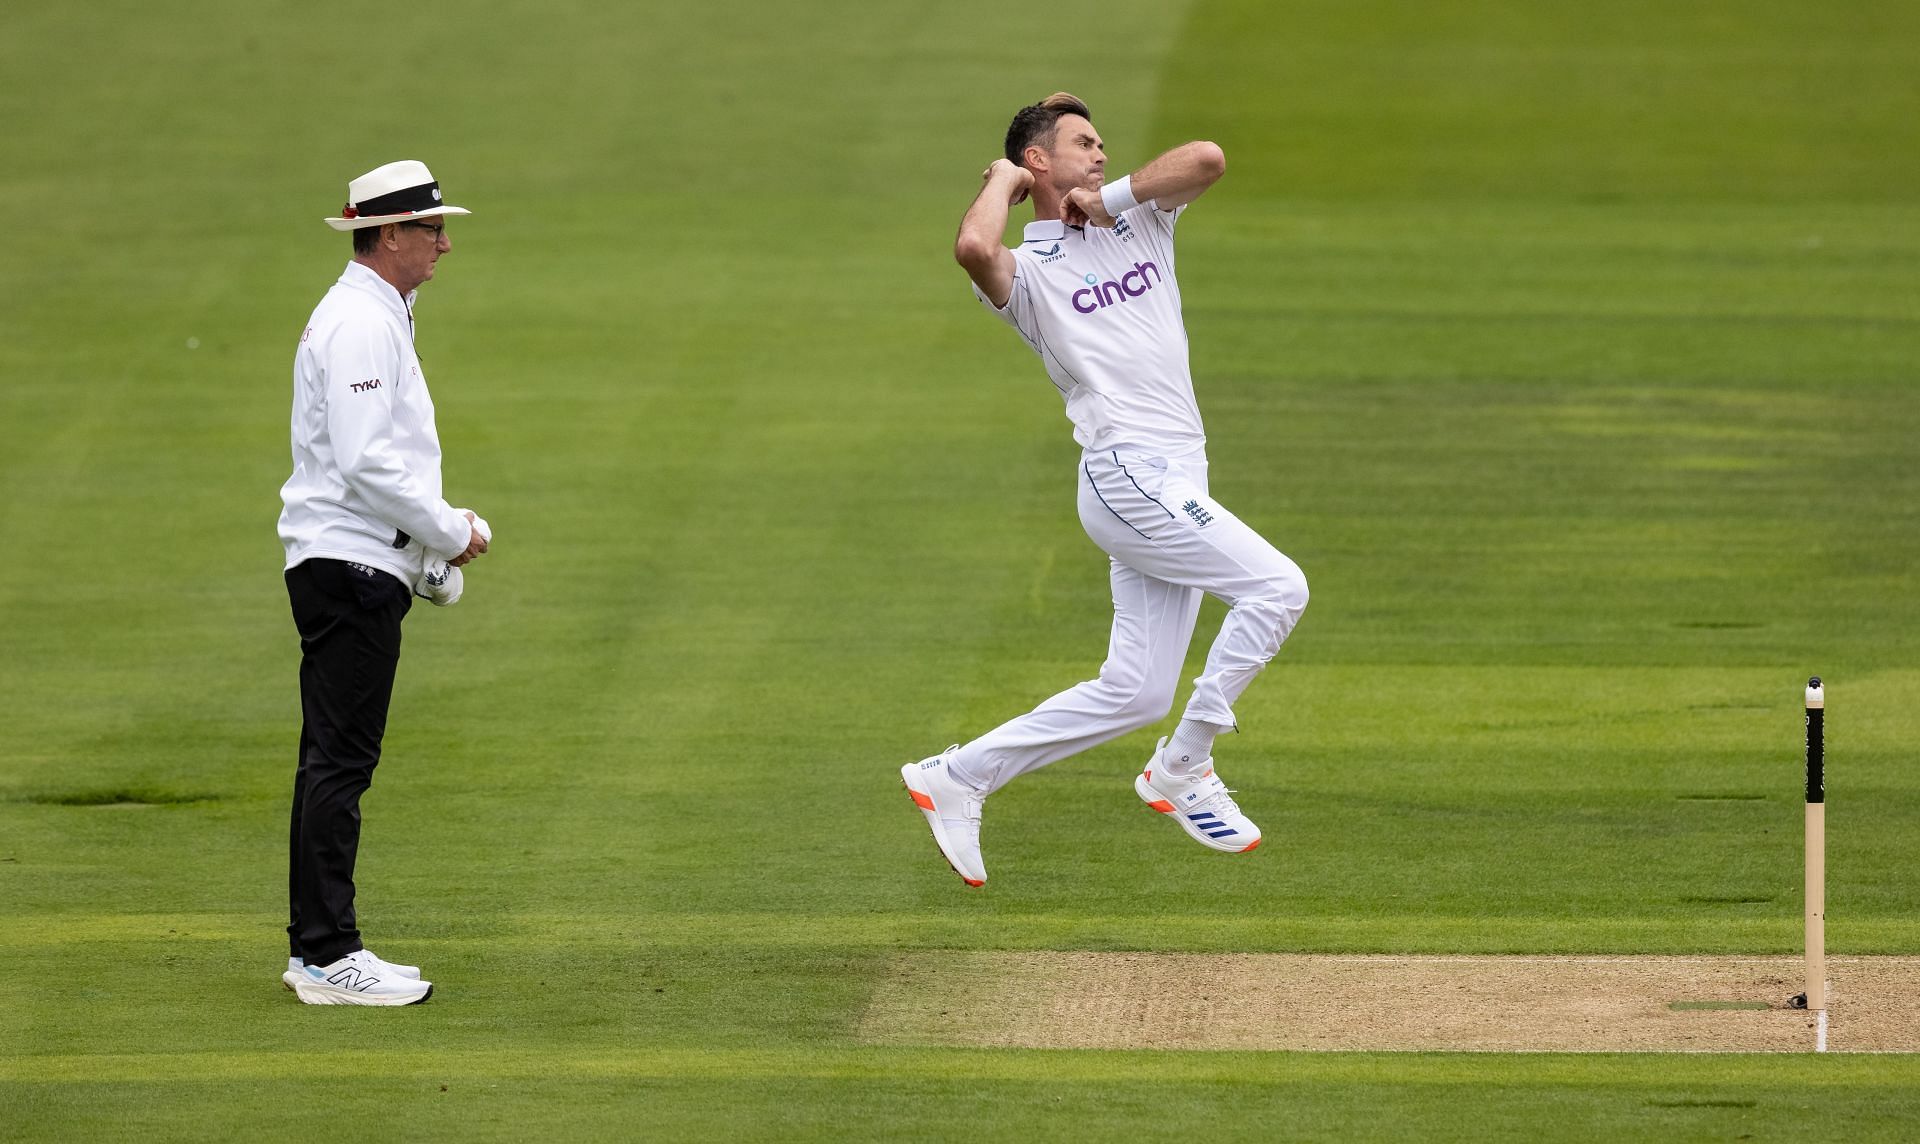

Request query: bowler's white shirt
[
  {"left": 973, "top": 203, "right": 1204, "bottom": 455},
  {"left": 278, "top": 261, "right": 472, "bottom": 582}
]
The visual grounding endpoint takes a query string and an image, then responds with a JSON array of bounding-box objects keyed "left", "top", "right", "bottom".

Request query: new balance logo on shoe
[
  {"left": 317, "top": 964, "right": 377, "bottom": 991},
  {"left": 294, "top": 950, "right": 432, "bottom": 1005}
]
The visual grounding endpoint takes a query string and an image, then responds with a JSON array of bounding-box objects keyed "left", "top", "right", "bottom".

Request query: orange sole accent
[
  {"left": 1147, "top": 799, "right": 1175, "bottom": 813},
  {"left": 1239, "top": 838, "right": 1261, "bottom": 853},
  {"left": 904, "top": 782, "right": 984, "bottom": 887}
]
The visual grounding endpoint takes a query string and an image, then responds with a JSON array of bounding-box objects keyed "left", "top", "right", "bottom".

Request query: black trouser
[{"left": 285, "top": 558, "right": 412, "bottom": 966}]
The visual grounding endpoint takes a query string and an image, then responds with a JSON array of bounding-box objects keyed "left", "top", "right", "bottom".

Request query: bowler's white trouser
[{"left": 952, "top": 448, "right": 1308, "bottom": 794}]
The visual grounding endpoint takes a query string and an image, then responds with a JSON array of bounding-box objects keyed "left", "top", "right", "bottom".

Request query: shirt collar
[
  {"left": 1022, "top": 219, "right": 1073, "bottom": 243},
  {"left": 340, "top": 260, "right": 417, "bottom": 321}
]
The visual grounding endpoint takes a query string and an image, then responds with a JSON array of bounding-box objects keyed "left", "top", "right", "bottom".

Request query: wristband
[{"left": 1100, "top": 174, "right": 1141, "bottom": 219}]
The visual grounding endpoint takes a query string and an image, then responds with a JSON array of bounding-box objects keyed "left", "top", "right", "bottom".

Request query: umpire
[{"left": 275, "top": 160, "right": 489, "bottom": 1006}]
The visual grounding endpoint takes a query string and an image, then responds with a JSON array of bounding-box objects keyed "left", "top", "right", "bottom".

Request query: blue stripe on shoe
[{"left": 1205, "top": 827, "right": 1239, "bottom": 838}]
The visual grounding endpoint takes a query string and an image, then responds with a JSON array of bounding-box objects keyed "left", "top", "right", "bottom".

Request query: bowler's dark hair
[
  {"left": 351, "top": 224, "right": 384, "bottom": 255},
  {"left": 1004, "top": 92, "right": 1093, "bottom": 168}
]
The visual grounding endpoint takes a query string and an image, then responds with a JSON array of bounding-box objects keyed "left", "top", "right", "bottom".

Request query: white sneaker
[
  {"left": 284, "top": 951, "right": 420, "bottom": 990},
  {"left": 1135, "top": 737, "right": 1262, "bottom": 853},
  {"left": 292, "top": 950, "right": 434, "bottom": 1006},
  {"left": 901, "top": 746, "right": 987, "bottom": 886}
]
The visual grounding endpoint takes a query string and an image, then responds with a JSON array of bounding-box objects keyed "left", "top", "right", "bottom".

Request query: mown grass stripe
[
  {"left": 8, "top": 912, "right": 1919, "bottom": 954},
  {"left": 7, "top": 1046, "right": 1920, "bottom": 1085}
]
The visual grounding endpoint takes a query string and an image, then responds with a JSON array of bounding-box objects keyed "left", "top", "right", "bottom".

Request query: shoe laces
[
  {"left": 1193, "top": 787, "right": 1243, "bottom": 817},
  {"left": 1179, "top": 773, "right": 1243, "bottom": 818}
]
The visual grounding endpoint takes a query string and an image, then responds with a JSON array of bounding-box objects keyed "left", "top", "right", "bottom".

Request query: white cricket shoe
[
  {"left": 901, "top": 746, "right": 987, "bottom": 887},
  {"left": 283, "top": 951, "right": 420, "bottom": 990},
  {"left": 292, "top": 950, "right": 434, "bottom": 1006},
  {"left": 1135, "top": 737, "right": 1262, "bottom": 853}
]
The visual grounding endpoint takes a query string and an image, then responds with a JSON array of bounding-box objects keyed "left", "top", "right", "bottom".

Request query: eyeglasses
[{"left": 400, "top": 221, "right": 446, "bottom": 239}]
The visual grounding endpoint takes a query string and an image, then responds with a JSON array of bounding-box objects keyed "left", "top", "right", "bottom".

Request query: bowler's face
[{"left": 1045, "top": 114, "right": 1107, "bottom": 191}]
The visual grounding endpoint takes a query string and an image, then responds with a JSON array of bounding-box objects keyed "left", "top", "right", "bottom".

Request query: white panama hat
[{"left": 325, "top": 159, "right": 471, "bottom": 231}]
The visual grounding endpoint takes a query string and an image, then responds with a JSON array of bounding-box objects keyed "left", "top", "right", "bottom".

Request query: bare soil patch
[{"left": 858, "top": 953, "right": 1920, "bottom": 1052}]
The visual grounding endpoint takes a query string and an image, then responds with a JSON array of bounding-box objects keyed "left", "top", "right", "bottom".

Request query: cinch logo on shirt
[{"left": 1071, "top": 261, "right": 1163, "bottom": 314}]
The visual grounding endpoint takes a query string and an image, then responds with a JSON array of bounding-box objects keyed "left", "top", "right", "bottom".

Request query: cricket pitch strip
[{"left": 858, "top": 953, "right": 1920, "bottom": 1052}]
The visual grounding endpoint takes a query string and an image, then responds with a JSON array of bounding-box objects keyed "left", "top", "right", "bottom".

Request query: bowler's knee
[
  {"left": 1282, "top": 561, "right": 1309, "bottom": 616},
  {"left": 1248, "top": 561, "right": 1309, "bottom": 639}
]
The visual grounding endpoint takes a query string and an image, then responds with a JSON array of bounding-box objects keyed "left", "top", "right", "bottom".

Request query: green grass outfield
[{"left": 3, "top": 0, "right": 1918, "bottom": 1138}]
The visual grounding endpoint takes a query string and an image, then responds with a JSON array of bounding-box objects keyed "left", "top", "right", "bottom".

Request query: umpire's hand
[{"left": 451, "top": 509, "right": 490, "bottom": 567}]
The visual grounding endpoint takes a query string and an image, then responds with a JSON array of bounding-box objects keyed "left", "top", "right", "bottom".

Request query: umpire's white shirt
[
  {"left": 974, "top": 204, "right": 1203, "bottom": 455},
  {"left": 278, "top": 261, "right": 471, "bottom": 583}
]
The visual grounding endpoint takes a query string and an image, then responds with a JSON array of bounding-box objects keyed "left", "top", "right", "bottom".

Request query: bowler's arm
[
  {"left": 1131, "top": 140, "right": 1226, "bottom": 209},
  {"left": 1063, "top": 141, "right": 1226, "bottom": 227},
  {"left": 954, "top": 159, "right": 1034, "bottom": 308}
]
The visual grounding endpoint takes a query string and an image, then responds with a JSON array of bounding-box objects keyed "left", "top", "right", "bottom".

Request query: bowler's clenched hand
[{"left": 1062, "top": 187, "right": 1116, "bottom": 229}]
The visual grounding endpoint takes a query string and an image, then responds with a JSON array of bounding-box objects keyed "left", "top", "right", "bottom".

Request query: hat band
[{"left": 347, "top": 181, "right": 443, "bottom": 219}]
